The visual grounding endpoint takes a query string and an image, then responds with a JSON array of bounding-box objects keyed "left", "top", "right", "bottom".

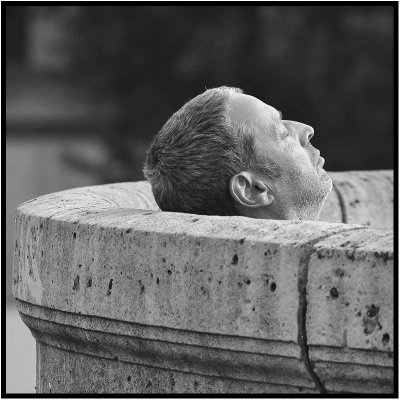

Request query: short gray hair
[{"left": 143, "top": 86, "right": 280, "bottom": 216}]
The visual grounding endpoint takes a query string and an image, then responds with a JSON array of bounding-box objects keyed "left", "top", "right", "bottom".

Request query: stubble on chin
[{"left": 277, "top": 167, "right": 333, "bottom": 220}]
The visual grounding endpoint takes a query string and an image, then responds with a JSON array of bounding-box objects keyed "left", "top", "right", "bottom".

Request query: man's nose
[{"left": 285, "top": 120, "right": 314, "bottom": 146}]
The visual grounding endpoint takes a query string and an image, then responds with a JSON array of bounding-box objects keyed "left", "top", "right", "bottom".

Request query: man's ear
[{"left": 229, "top": 172, "right": 274, "bottom": 209}]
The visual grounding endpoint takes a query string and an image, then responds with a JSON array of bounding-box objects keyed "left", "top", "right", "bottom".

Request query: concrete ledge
[{"left": 12, "top": 174, "right": 393, "bottom": 393}]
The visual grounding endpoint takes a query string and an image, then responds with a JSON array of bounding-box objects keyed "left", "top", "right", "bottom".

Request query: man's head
[{"left": 143, "top": 86, "right": 332, "bottom": 220}]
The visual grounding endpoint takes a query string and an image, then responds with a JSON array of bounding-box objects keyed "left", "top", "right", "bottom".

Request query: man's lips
[
  {"left": 312, "top": 151, "right": 325, "bottom": 169},
  {"left": 314, "top": 151, "right": 321, "bottom": 167}
]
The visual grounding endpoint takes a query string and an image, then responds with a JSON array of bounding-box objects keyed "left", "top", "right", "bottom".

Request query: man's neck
[{"left": 241, "top": 204, "right": 321, "bottom": 221}]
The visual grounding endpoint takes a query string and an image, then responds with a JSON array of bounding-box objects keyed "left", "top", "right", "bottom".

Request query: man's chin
[
  {"left": 321, "top": 171, "right": 333, "bottom": 195},
  {"left": 318, "top": 166, "right": 330, "bottom": 179}
]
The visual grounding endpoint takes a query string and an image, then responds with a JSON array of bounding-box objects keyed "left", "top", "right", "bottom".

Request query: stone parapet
[{"left": 12, "top": 173, "right": 393, "bottom": 394}]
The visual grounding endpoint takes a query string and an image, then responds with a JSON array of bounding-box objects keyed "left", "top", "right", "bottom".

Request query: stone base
[
  {"left": 13, "top": 175, "right": 394, "bottom": 394},
  {"left": 36, "top": 343, "right": 317, "bottom": 394}
]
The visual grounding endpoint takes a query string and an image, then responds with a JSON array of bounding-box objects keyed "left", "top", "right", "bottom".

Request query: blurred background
[{"left": 6, "top": 5, "right": 394, "bottom": 393}]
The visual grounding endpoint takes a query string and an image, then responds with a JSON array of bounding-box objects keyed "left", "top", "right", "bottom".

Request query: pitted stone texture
[
  {"left": 326, "top": 170, "right": 393, "bottom": 229},
  {"left": 13, "top": 188, "right": 359, "bottom": 342},
  {"left": 307, "top": 228, "right": 393, "bottom": 351},
  {"left": 12, "top": 180, "right": 394, "bottom": 394},
  {"left": 17, "top": 299, "right": 301, "bottom": 358},
  {"left": 306, "top": 228, "right": 393, "bottom": 392}
]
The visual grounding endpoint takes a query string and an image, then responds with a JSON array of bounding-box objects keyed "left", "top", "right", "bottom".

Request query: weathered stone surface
[
  {"left": 309, "top": 360, "right": 393, "bottom": 394},
  {"left": 307, "top": 228, "right": 393, "bottom": 350},
  {"left": 306, "top": 228, "right": 393, "bottom": 393},
  {"left": 13, "top": 187, "right": 359, "bottom": 342},
  {"left": 19, "top": 303, "right": 314, "bottom": 390},
  {"left": 308, "top": 350, "right": 393, "bottom": 394},
  {"left": 36, "top": 343, "right": 318, "bottom": 394},
  {"left": 323, "top": 170, "right": 393, "bottom": 229},
  {"left": 12, "top": 177, "right": 394, "bottom": 394}
]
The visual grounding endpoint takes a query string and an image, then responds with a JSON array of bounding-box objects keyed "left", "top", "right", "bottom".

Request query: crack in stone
[
  {"left": 297, "top": 227, "right": 369, "bottom": 393},
  {"left": 297, "top": 247, "right": 327, "bottom": 393}
]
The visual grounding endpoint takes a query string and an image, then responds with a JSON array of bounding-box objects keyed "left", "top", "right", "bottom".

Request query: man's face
[{"left": 228, "top": 93, "right": 332, "bottom": 220}]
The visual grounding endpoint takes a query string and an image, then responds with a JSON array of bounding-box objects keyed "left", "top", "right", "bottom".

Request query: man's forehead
[{"left": 227, "top": 93, "right": 279, "bottom": 125}]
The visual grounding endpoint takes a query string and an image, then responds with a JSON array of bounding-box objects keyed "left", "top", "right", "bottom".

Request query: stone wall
[{"left": 12, "top": 170, "right": 393, "bottom": 394}]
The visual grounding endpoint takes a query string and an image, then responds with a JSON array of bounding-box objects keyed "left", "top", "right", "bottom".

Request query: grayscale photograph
[{"left": 5, "top": 4, "right": 395, "bottom": 395}]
